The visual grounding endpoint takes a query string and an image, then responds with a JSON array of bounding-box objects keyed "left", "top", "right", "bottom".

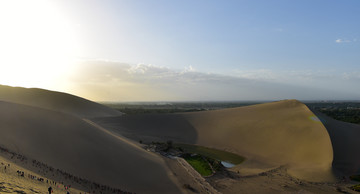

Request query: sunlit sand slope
[
  {"left": 183, "top": 100, "right": 334, "bottom": 181},
  {"left": 0, "top": 155, "right": 83, "bottom": 194},
  {"left": 0, "top": 85, "right": 122, "bottom": 118},
  {"left": 311, "top": 110, "right": 360, "bottom": 176},
  {"left": 95, "top": 100, "right": 335, "bottom": 181},
  {"left": 0, "top": 101, "right": 181, "bottom": 194}
]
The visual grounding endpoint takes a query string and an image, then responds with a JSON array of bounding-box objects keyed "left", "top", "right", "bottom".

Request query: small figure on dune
[{"left": 48, "top": 186, "right": 53, "bottom": 194}]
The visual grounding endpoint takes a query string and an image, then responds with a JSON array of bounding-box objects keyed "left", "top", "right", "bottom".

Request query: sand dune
[
  {"left": 92, "top": 113, "right": 198, "bottom": 144},
  {"left": 311, "top": 109, "right": 360, "bottom": 176},
  {"left": 183, "top": 100, "right": 334, "bottom": 181},
  {"left": 1, "top": 84, "right": 355, "bottom": 192},
  {"left": 0, "top": 85, "right": 122, "bottom": 118},
  {"left": 95, "top": 100, "right": 335, "bottom": 181},
  {"left": 0, "top": 155, "right": 84, "bottom": 194},
  {"left": 0, "top": 101, "right": 181, "bottom": 193}
]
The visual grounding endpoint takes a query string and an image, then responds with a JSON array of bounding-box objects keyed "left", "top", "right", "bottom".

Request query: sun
[{"left": 0, "top": 0, "right": 81, "bottom": 89}]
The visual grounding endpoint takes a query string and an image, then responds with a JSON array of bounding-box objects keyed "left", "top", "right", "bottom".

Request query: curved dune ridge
[
  {"left": 96, "top": 100, "right": 336, "bottom": 182},
  {"left": 0, "top": 101, "right": 181, "bottom": 194},
  {"left": 1, "top": 84, "right": 355, "bottom": 192},
  {"left": 182, "top": 100, "right": 335, "bottom": 181},
  {"left": 0, "top": 85, "right": 122, "bottom": 118}
]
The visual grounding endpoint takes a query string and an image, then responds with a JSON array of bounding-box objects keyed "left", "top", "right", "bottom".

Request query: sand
[
  {"left": 0, "top": 84, "right": 122, "bottom": 118},
  {"left": 92, "top": 113, "right": 198, "bottom": 144},
  {"left": 0, "top": 100, "right": 182, "bottom": 194},
  {"left": 183, "top": 100, "right": 334, "bottom": 181},
  {"left": 2, "top": 84, "right": 360, "bottom": 193},
  {"left": 206, "top": 166, "right": 357, "bottom": 194},
  {"left": 0, "top": 155, "right": 84, "bottom": 194},
  {"left": 95, "top": 100, "right": 335, "bottom": 182},
  {"left": 164, "top": 157, "right": 221, "bottom": 194}
]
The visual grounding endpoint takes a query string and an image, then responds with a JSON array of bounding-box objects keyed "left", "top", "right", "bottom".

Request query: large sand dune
[
  {"left": 1, "top": 83, "right": 353, "bottom": 193},
  {"left": 95, "top": 100, "right": 335, "bottom": 181},
  {"left": 0, "top": 85, "right": 122, "bottom": 118},
  {"left": 93, "top": 113, "right": 198, "bottom": 144},
  {"left": 311, "top": 109, "right": 360, "bottom": 176},
  {"left": 0, "top": 101, "right": 181, "bottom": 193},
  {"left": 183, "top": 100, "right": 334, "bottom": 181}
]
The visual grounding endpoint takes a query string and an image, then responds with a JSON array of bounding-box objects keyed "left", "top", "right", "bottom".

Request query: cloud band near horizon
[{"left": 62, "top": 60, "right": 360, "bottom": 102}]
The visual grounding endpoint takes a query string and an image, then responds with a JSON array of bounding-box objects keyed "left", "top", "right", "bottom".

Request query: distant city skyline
[{"left": 0, "top": 0, "right": 359, "bottom": 101}]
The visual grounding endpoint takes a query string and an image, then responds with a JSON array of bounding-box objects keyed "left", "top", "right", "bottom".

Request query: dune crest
[
  {"left": 0, "top": 85, "right": 122, "bottom": 118},
  {"left": 96, "top": 100, "right": 336, "bottom": 182},
  {"left": 0, "top": 101, "right": 181, "bottom": 193},
  {"left": 182, "top": 100, "right": 335, "bottom": 181}
]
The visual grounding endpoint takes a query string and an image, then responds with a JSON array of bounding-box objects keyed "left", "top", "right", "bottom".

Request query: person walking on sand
[{"left": 48, "top": 186, "right": 52, "bottom": 194}]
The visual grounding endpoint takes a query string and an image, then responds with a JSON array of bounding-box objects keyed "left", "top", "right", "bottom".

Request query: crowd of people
[{"left": 0, "top": 145, "right": 134, "bottom": 194}]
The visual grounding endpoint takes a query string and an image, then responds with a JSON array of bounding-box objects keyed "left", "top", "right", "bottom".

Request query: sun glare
[{"left": 0, "top": 0, "right": 80, "bottom": 89}]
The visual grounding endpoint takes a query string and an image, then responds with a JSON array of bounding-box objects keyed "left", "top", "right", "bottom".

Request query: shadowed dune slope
[
  {"left": 0, "top": 85, "right": 122, "bottom": 118},
  {"left": 311, "top": 109, "right": 360, "bottom": 176},
  {"left": 92, "top": 114, "right": 198, "bottom": 144},
  {"left": 96, "top": 100, "right": 334, "bottom": 181},
  {"left": 0, "top": 101, "right": 181, "bottom": 194}
]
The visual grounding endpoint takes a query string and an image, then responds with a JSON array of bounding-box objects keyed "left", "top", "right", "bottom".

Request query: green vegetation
[
  {"left": 306, "top": 102, "right": 360, "bottom": 124},
  {"left": 114, "top": 107, "right": 204, "bottom": 114},
  {"left": 102, "top": 101, "right": 263, "bottom": 114},
  {"left": 318, "top": 109, "right": 360, "bottom": 124},
  {"left": 150, "top": 142, "right": 244, "bottom": 176},
  {"left": 350, "top": 175, "right": 360, "bottom": 182},
  {"left": 351, "top": 184, "right": 360, "bottom": 192},
  {"left": 148, "top": 141, "right": 245, "bottom": 176},
  {"left": 182, "top": 154, "right": 214, "bottom": 176},
  {"left": 175, "top": 143, "right": 245, "bottom": 165}
]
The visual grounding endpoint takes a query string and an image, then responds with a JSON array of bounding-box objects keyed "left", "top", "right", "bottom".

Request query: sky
[{"left": 0, "top": 0, "right": 359, "bottom": 101}]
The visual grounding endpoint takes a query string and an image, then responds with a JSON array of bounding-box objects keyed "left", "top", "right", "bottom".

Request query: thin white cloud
[
  {"left": 342, "top": 72, "right": 360, "bottom": 80},
  {"left": 233, "top": 69, "right": 278, "bottom": 81},
  {"left": 233, "top": 68, "right": 360, "bottom": 84},
  {"left": 64, "top": 60, "right": 360, "bottom": 101},
  {"left": 182, "top": 65, "right": 195, "bottom": 73},
  {"left": 335, "top": 38, "right": 351, "bottom": 43}
]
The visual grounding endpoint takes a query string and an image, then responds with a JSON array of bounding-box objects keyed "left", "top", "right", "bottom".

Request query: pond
[{"left": 221, "top": 161, "right": 236, "bottom": 168}]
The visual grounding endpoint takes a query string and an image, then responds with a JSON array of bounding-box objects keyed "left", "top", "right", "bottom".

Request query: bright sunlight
[{"left": 0, "top": 0, "right": 80, "bottom": 89}]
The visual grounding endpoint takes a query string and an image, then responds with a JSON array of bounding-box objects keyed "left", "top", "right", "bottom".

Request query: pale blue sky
[
  {"left": 0, "top": 0, "right": 359, "bottom": 101},
  {"left": 59, "top": 0, "right": 360, "bottom": 72}
]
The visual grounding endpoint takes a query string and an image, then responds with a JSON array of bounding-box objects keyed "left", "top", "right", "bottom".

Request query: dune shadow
[
  {"left": 0, "top": 101, "right": 182, "bottom": 193},
  {"left": 311, "top": 109, "right": 360, "bottom": 176},
  {"left": 92, "top": 113, "right": 198, "bottom": 144}
]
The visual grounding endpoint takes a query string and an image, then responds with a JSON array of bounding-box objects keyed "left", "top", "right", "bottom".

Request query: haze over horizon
[{"left": 0, "top": 0, "right": 359, "bottom": 101}]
